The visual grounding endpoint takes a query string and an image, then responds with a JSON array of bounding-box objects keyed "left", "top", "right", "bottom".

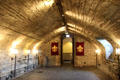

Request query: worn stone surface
[{"left": 13, "top": 67, "right": 113, "bottom": 80}]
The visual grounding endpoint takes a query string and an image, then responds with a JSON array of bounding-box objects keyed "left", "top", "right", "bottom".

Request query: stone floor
[{"left": 13, "top": 66, "right": 113, "bottom": 80}]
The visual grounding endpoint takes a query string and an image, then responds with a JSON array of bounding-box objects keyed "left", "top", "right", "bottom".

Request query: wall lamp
[{"left": 95, "top": 49, "right": 101, "bottom": 68}]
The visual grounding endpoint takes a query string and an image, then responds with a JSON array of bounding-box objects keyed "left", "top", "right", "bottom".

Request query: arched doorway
[{"left": 61, "top": 33, "right": 74, "bottom": 66}]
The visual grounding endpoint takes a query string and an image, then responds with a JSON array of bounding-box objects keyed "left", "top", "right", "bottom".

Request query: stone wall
[
  {"left": 39, "top": 36, "right": 61, "bottom": 67},
  {"left": 39, "top": 36, "right": 97, "bottom": 67},
  {"left": 74, "top": 36, "right": 97, "bottom": 67},
  {"left": 0, "top": 29, "right": 39, "bottom": 80},
  {"left": 98, "top": 61, "right": 119, "bottom": 80},
  {"left": 0, "top": 49, "right": 38, "bottom": 80}
]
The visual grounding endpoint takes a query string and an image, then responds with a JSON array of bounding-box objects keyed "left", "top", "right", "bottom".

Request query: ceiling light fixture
[
  {"left": 66, "top": 34, "right": 70, "bottom": 38},
  {"left": 65, "top": 28, "right": 70, "bottom": 38}
]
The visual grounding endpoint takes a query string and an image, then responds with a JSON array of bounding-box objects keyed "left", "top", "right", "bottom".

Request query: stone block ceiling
[{"left": 0, "top": 0, "right": 119, "bottom": 46}]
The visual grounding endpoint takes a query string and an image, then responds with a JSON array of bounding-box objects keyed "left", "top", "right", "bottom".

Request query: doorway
[{"left": 61, "top": 34, "right": 74, "bottom": 66}]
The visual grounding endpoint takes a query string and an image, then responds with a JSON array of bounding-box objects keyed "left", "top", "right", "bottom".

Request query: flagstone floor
[{"left": 13, "top": 66, "right": 113, "bottom": 80}]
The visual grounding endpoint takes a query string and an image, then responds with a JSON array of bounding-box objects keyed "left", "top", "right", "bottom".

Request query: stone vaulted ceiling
[
  {"left": 0, "top": 0, "right": 120, "bottom": 50},
  {"left": 62, "top": 0, "right": 120, "bottom": 45}
]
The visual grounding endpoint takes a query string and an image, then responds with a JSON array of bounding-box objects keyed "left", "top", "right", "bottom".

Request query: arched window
[{"left": 97, "top": 39, "right": 113, "bottom": 60}]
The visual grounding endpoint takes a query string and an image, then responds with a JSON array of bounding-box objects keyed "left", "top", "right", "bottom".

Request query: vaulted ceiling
[
  {"left": 0, "top": 0, "right": 120, "bottom": 50},
  {"left": 62, "top": 0, "right": 120, "bottom": 45}
]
